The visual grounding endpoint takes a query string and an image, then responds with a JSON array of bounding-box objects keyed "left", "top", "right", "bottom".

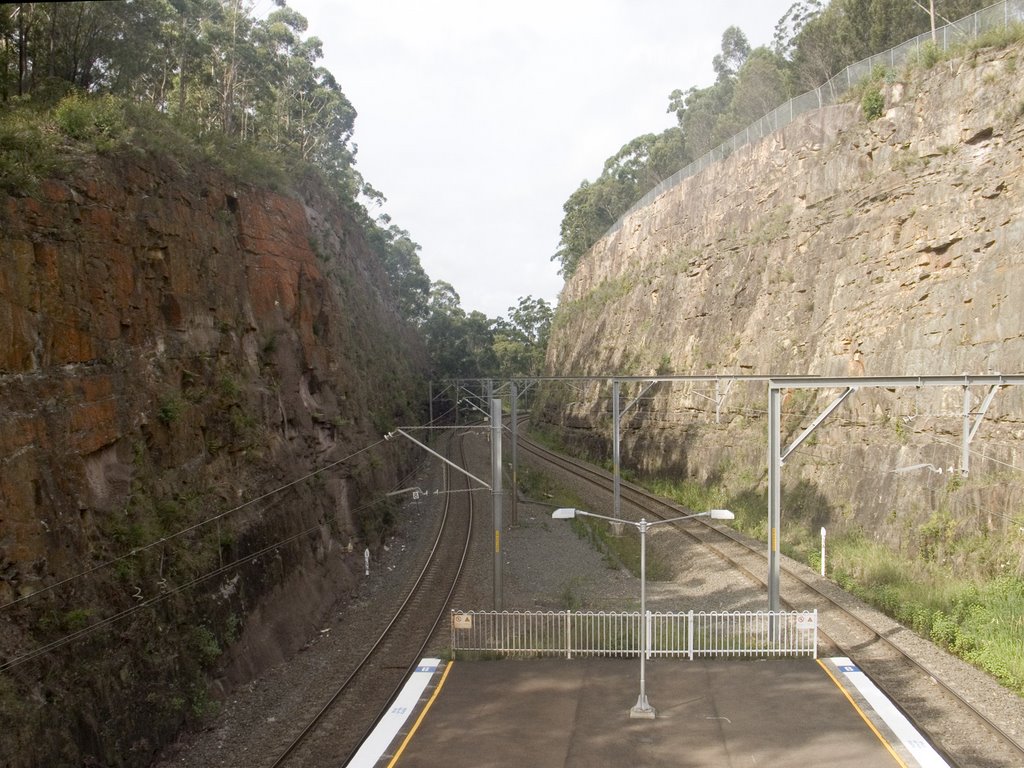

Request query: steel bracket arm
[
  {"left": 385, "top": 428, "right": 491, "bottom": 490},
  {"left": 622, "top": 381, "right": 660, "bottom": 417},
  {"left": 781, "top": 387, "right": 858, "bottom": 465},
  {"left": 962, "top": 383, "right": 1002, "bottom": 475}
]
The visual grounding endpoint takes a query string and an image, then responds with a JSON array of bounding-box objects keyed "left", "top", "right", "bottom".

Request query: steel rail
[{"left": 269, "top": 432, "right": 475, "bottom": 767}]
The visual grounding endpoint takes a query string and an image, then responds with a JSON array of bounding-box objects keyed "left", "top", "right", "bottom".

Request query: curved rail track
[
  {"left": 516, "top": 429, "right": 1024, "bottom": 768},
  {"left": 269, "top": 433, "right": 475, "bottom": 767}
]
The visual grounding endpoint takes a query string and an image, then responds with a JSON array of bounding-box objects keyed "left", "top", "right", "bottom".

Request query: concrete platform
[{"left": 356, "top": 657, "right": 944, "bottom": 768}]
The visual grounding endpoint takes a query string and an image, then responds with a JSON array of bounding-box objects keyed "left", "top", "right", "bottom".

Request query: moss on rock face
[{"left": 0, "top": 147, "right": 426, "bottom": 767}]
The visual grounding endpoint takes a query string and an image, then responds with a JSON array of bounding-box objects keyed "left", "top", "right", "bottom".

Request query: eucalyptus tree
[
  {"left": 493, "top": 296, "right": 553, "bottom": 377},
  {"left": 668, "top": 26, "right": 752, "bottom": 156},
  {"left": 554, "top": 126, "right": 686, "bottom": 277},
  {"left": 102, "top": 0, "right": 179, "bottom": 106},
  {"left": 161, "top": 0, "right": 218, "bottom": 118},
  {"left": 773, "top": 0, "right": 825, "bottom": 62},
  {"left": 1, "top": 0, "right": 438, "bottom": 335},
  {"left": 788, "top": 0, "right": 993, "bottom": 89},
  {"left": 420, "top": 286, "right": 554, "bottom": 381},
  {"left": 0, "top": 5, "right": 15, "bottom": 99},
  {"left": 713, "top": 25, "right": 753, "bottom": 80},
  {"left": 368, "top": 217, "right": 431, "bottom": 326},
  {"left": 0, "top": 1, "right": 119, "bottom": 96},
  {"left": 720, "top": 47, "right": 790, "bottom": 137},
  {"left": 554, "top": 179, "right": 624, "bottom": 277},
  {"left": 422, "top": 281, "right": 497, "bottom": 380}
]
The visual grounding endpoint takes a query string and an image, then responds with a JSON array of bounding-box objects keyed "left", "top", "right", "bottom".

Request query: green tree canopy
[
  {"left": 0, "top": 0, "right": 441, "bottom": 330},
  {"left": 492, "top": 296, "right": 553, "bottom": 377},
  {"left": 1, "top": 0, "right": 361, "bottom": 193},
  {"left": 554, "top": 126, "right": 687, "bottom": 278},
  {"left": 367, "top": 215, "right": 431, "bottom": 326},
  {"left": 421, "top": 287, "right": 552, "bottom": 381},
  {"left": 422, "top": 282, "right": 495, "bottom": 380},
  {"left": 789, "top": 0, "right": 991, "bottom": 89}
]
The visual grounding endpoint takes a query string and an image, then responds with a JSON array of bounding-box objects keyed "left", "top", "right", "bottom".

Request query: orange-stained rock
[
  {"left": 0, "top": 139, "right": 427, "bottom": 768},
  {"left": 67, "top": 376, "right": 120, "bottom": 455},
  {"left": 0, "top": 150, "right": 425, "bottom": 587}
]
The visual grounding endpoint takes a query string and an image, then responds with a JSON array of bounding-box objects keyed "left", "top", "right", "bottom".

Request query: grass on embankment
[
  {"left": 645, "top": 475, "right": 1024, "bottom": 696},
  {"left": 829, "top": 532, "right": 1024, "bottom": 694}
]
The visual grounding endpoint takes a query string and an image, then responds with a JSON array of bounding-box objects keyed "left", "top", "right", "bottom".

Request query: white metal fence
[
  {"left": 603, "top": 0, "right": 1024, "bottom": 241},
  {"left": 450, "top": 610, "right": 818, "bottom": 660}
]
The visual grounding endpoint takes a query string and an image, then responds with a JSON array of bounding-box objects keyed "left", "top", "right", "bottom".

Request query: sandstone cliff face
[
  {"left": 0, "top": 151, "right": 425, "bottom": 765},
  {"left": 542, "top": 43, "right": 1024, "bottom": 559}
]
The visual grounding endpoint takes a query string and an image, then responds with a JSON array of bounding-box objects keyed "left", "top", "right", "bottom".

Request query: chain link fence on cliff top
[{"left": 601, "top": 0, "right": 1024, "bottom": 242}]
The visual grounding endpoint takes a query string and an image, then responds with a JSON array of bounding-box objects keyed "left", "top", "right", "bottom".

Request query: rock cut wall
[
  {"left": 0, "top": 151, "right": 425, "bottom": 766},
  {"left": 541, "top": 42, "right": 1024, "bottom": 552}
]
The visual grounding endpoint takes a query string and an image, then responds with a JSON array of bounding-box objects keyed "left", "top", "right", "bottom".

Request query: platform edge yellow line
[
  {"left": 386, "top": 660, "right": 454, "bottom": 767},
  {"left": 816, "top": 658, "right": 908, "bottom": 768}
]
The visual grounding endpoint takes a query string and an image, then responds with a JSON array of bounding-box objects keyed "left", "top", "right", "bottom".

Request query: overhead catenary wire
[
  {"left": 786, "top": 443, "right": 1024, "bottom": 529},
  {"left": 426, "top": 401, "right": 458, "bottom": 426},
  {"left": 954, "top": 496, "right": 1024, "bottom": 529},
  {"left": 561, "top": 379, "right": 1024, "bottom": 534},
  {"left": 0, "top": 523, "right": 322, "bottom": 672},
  {"left": 15, "top": 378, "right": 995, "bottom": 620},
  {"left": 930, "top": 433, "right": 1024, "bottom": 476},
  {"left": 563, "top": 380, "right": 1024, "bottom": 459},
  {"left": 0, "top": 437, "right": 387, "bottom": 611},
  {"left": 0, "top": 425, "right": 472, "bottom": 668}
]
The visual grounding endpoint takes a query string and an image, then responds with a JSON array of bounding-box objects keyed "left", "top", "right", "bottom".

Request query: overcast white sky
[{"left": 281, "top": 0, "right": 797, "bottom": 319}]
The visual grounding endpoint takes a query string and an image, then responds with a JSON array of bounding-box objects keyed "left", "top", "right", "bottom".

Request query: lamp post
[{"left": 551, "top": 506, "right": 735, "bottom": 719}]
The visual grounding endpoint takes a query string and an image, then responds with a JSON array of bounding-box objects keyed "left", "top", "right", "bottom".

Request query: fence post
[
  {"left": 813, "top": 610, "right": 819, "bottom": 659},
  {"left": 687, "top": 609, "right": 694, "bottom": 660},
  {"left": 644, "top": 611, "right": 651, "bottom": 659},
  {"left": 566, "top": 611, "right": 572, "bottom": 660}
]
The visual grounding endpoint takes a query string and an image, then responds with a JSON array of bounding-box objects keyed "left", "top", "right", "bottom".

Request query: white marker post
[{"left": 820, "top": 527, "right": 826, "bottom": 577}]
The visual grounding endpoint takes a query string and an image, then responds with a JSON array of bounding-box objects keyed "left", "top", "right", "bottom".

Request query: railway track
[
  {"left": 516, "top": 429, "right": 1024, "bottom": 768},
  {"left": 268, "top": 433, "right": 475, "bottom": 768}
]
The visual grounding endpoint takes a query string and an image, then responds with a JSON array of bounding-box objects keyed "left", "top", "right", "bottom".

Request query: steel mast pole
[
  {"left": 510, "top": 381, "right": 518, "bottom": 526},
  {"left": 613, "top": 379, "right": 621, "bottom": 520},
  {"left": 630, "top": 519, "right": 654, "bottom": 718},
  {"left": 491, "top": 397, "right": 503, "bottom": 611},
  {"left": 768, "top": 385, "right": 782, "bottom": 617}
]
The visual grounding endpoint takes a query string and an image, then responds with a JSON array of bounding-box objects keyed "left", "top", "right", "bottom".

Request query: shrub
[
  {"left": 0, "top": 105, "right": 62, "bottom": 193},
  {"left": 930, "top": 610, "right": 958, "bottom": 646},
  {"left": 54, "top": 92, "right": 128, "bottom": 151},
  {"left": 861, "top": 89, "right": 885, "bottom": 120},
  {"left": 970, "top": 21, "right": 1024, "bottom": 51},
  {"left": 157, "top": 395, "right": 184, "bottom": 425},
  {"left": 190, "top": 625, "right": 221, "bottom": 668},
  {"left": 919, "top": 41, "right": 942, "bottom": 69}
]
